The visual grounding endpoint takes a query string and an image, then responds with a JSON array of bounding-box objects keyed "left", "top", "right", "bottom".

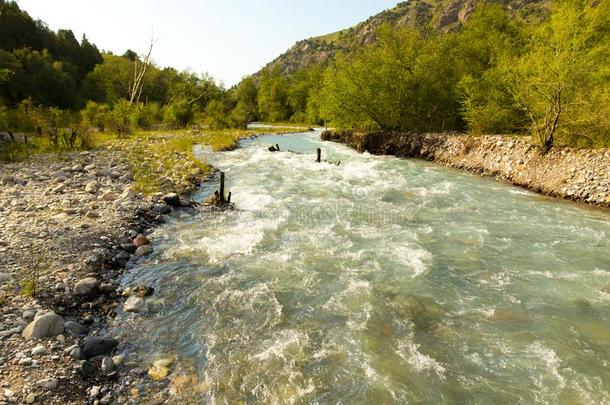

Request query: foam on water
[{"left": 113, "top": 131, "right": 610, "bottom": 404}]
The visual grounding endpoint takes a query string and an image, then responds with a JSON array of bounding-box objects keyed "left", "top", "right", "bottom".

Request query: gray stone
[
  {"left": 101, "top": 356, "right": 115, "bottom": 374},
  {"left": 82, "top": 336, "right": 118, "bottom": 360},
  {"left": 162, "top": 193, "right": 180, "bottom": 206},
  {"left": 123, "top": 297, "right": 144, "bottom": 313},
  {"left": 73, "top": 277, "right": 100, "bottom": 296},
  {"left": 135, "top": 245, "right": 153, "bottom": 257},
  {"left": 31, "top": 345, "right": 48, "bottom": 356},
  {"left": 0, "top": 272, "right": 11, "bottom": 285},
  {"left": 85, "top": 181, "right": 99, "bottom": 194},
  {"left": 22, "top": 309, "right": 35, "bottom": 320},
  {"left": 64, "top": 321, "right": 88, "bottom": 336},
  {"left": 22, "top": 311, "right": 64, "bottom": 340},
  {"left": 37, "top": 378, "right": 58, "bottom": 390}
]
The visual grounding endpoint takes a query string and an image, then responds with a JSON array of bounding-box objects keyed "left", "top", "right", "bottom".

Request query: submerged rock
[
  {"left": 134, "top": 284, "right": 155, "bottom": 298},
  {"left": 148, "top": 356, "right": 175, "bottom": 381}
]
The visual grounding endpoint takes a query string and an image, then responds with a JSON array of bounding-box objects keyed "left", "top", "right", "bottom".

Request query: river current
[{"left": 113, "top": 131, "right": 610, "bottom": 404}]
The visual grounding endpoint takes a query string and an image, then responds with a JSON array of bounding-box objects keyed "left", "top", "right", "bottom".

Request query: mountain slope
[{"left": 260, "top": 0, "right": 550, "bottom": 77}]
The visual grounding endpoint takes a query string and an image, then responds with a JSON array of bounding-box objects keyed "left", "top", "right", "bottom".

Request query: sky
[{"left": 17, "top": 0, "right": 399, "bottom": 87}]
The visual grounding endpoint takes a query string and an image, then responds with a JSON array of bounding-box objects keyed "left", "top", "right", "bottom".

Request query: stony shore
[
  {"left": 0, "top": 147, "right": 208, "bottom": 404},
  {"left": 322, "top": 130, "right": 610, "bottom": 208}
]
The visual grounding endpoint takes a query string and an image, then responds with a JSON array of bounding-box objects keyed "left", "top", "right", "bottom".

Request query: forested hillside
[{"left": 246, "top": 0, "right": 610, "bottom": 149}]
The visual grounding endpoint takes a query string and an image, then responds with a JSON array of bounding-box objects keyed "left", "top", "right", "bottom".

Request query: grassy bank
[{"left": 1, "top": 126, "right": 304, "bottom": 195}]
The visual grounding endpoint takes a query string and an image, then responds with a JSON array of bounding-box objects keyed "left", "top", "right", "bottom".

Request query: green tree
[
  {"left": 499, "top": 0, "right": 610, "bottom": 150},
  {"left": 257, "top": 67, "right": 290, "bottom": 122}
]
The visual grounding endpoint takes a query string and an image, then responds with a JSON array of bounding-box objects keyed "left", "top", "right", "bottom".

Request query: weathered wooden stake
[
  {"left": 219, "top": 171, "right": 226, "bottom": 203},
  {"left": 276, "top": 144, "right": 280, "bottom": 151},
  {"left": 316, "top": 148, "right": 321, "bottom": 163},
  {"left": 227, "top": 192, "right": 232, "bottom": 204}
]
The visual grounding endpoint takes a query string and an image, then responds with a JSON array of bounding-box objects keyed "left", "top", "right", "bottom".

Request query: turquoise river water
[{"left": 113, "top": 131, "right": 610, "bottom": 404}]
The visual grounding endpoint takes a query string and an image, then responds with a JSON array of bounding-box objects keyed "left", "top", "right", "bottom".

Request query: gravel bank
[
  {"left": 322, "top": 131, "right": 610, "bottom": 208},
  {"left": 0, "top": 148, "right": 207, "bottom": 404}
]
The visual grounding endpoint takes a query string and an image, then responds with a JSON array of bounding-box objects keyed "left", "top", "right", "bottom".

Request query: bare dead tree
[{"left": 129, "top": 36, "right": 156, "bottom": 105}]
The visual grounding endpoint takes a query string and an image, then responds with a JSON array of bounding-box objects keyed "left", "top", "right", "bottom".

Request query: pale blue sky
[{"left": 17, "top": 0, "right": 399, "bottom": 87}]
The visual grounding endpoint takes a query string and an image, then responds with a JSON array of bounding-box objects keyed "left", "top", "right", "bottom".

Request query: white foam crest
[
  {"left": 527, "top": 342, "right": 566, "bottom": 390},
  {"left": 251, "top": 329, "right": 309, "bottom": 362},
  {"left": 394, "top": 245, "right": 432, "bottom": 277},
  {"left": 397, "top": 339, "right": 446, "bottom": 378},
  {"left": 196, "top": 213, "right": 285, "bottom": 264}
]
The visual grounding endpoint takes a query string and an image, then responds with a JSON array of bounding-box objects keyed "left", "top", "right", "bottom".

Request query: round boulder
[{"left": 22, "top": 311, "right": 64, "bottom": 340}]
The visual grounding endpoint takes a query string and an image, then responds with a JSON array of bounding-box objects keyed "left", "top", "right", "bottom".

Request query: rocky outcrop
[
  {"left": 258, "top": 0, "right": 550, "bottom": 78},
  {"left": 322, "top": 130, "right": 610, "bottom": 207}
]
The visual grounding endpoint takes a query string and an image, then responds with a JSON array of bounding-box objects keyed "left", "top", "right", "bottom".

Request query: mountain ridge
[{"left": 257, "top": 0, "right": 551, "bottom": 78}]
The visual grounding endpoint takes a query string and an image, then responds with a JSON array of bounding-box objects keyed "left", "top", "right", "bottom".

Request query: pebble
[
  {"left": 31, "top": 345, "right": 48, "bottom": 356},
  {"left": 135, "top": 245, "right": 153, "bottom": 256},
  {"left": 123, "top": 297, "right": 145, "bottom": 313},
  {"left": 37, "top": 378, "right": 58, "bottom": 390},
  {"left": 73, "top": 277, "right": 100, "bottom": 296},
  {"left": 85, "top": 181, "right": 99, "bottom": 193},
  {"left": 25, "top": 393, "right": 36, "bottom": 404},
  {"left": 101, "top": 356, "right": 115, "bottom": 374},
  {"left": 133, "top": 234, "right": 150, "bottom": 247}
]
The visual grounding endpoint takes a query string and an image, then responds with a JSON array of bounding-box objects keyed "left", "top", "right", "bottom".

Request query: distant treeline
[{"left": 1, "top": 0, "right": 609, "bottom": 150}]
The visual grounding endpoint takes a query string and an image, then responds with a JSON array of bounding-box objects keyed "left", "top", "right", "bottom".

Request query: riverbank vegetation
[{"left": 1, "top": 0, "right": 608, "bottom": 157}]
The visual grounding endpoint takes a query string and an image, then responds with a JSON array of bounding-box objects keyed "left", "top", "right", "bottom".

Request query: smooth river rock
[
  {"left": 82, "top": 336, "right": 119, "bottom": 360},
  {"left": 123, "top": 297, "right": 145, "bottom": 313},
  {"left": 22, "top": 311, "right": 65, "bottom": 340},
  {"left": 73, "top": 277, "right": 100, "bottom": 296}
]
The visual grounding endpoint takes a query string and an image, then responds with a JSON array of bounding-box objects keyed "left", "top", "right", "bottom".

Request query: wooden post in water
[
  {"left": 316, "top": 148, "right": 321, "bottom": 163},
  {"left": 276, "top": 144, "right": 280, "bottom": 152},
  {"left": 219, "top": 171, "right": 226, "bottom": 203}
]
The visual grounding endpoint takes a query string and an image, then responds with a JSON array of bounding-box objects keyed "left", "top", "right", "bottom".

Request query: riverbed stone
[
  {"left": 135, "top": 245, "right": 153, "bottom": 256},
  {"left": 31, "top": 345, "right": 48, "bottom": 356},
  {"left": 82, "top": 336, "right": 119, "bottom": 359},
  {"left": 133, "top": 234, "right": 150, "bottom": 247},
  {"left": 134, "top": 284, "right": 155, "bottom": 298},
  {"left": 73, "top": 277, "right": 100, "bottom": 296},
  {"left": 22, "top": 311, "right": 64, "bottom": 340},
  {"left": 162, "top": 193, "right": 180, "bottom": 206},
  {"left": 64, "top": 321, "right": 88, "bottom": 336},
  {"left": 37, "top": 378, "right": 58, "bottom": 390},
  {"left": 123, "top": 296, "right": 145, "bottom": 313},
  {"left": 85, "top": 181, "right": 99, "bottom": 193}
]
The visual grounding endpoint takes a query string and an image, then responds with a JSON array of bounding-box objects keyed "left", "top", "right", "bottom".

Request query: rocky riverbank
[
  {"left": 0, "top": 147, "right": 208, "bottom": 404},
  {"left": 322, "top": 130, "right": 610, "bottom": 208}
]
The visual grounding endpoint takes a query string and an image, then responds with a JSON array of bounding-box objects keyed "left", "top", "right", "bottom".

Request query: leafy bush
[{"left": 163, "top": 99, "right": 194, "bottom": 128}]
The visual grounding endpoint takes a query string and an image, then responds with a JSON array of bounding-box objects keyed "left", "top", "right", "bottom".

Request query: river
[{"left": 113, "top": 130, "right": 610, "bottom": 403}]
